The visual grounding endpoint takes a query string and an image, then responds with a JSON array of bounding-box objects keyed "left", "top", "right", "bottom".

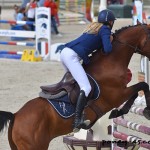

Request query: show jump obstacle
[
  {"left": 0, "top": 7, "right": 50, "bottom": 61},
  {"left": 63, "top": 106, "right": 150, "bottom": 150},
  {"left": 63, "top": 59, "right": 150, "bottom": 150}
]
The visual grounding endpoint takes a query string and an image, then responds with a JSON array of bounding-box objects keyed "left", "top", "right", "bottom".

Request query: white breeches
[{"left": 60, "top": 47, "right": 91, "bottom": 97}]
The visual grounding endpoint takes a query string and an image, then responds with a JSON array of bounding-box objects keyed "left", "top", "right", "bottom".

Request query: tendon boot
[{"left": 73, "top": 90, "right": 90, "bottom": 133}]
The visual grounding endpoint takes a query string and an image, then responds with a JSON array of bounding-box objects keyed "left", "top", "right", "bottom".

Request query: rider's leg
[
  {"left": 73, "top": 90, "right": 89, "bottom": 132},
  {"left": 60, "top": 47, "right": 91, "bottom": 96},
  {"left": 60, "top": 47, "right": 91, "bottom": 131}
]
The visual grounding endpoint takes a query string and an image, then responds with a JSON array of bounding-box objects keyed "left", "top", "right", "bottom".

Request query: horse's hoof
[{"left": 143, "top": 107, "right": 150, "bottom": 120}]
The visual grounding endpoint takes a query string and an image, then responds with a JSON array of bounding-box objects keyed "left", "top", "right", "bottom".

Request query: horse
[{"left": 1, "top": 21, "right": 150, "bottom": 150}]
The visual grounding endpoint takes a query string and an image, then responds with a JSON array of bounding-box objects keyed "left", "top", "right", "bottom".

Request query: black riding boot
[{"left": 73, "top": 90, "right": 90, "bottom": 133}]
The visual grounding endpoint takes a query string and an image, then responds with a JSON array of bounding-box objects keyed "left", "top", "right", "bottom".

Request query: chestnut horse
[{"left": 1, "top": 22, "right": 150, "bottom": 150}]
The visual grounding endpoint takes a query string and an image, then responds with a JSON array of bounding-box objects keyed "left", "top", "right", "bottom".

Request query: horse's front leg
[
  {"left": 109, "top": 82, "right": 149, "bottom": 119},
  {"left": 109, "top": 93, "right": 138, "bottom": 119}
]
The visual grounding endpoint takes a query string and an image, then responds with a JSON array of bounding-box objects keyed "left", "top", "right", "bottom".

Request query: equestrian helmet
[{"left": 98, "top": 9, "right": 116, "bottom": 23}]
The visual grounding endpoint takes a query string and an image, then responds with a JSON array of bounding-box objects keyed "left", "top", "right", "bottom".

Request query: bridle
[{"left": 113, "top": 24, "right": 150, "bottom": 54}]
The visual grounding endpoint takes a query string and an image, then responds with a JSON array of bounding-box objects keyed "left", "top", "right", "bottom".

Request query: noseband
[{"left": 114, "top": 24, "right": 150, "bottom": 54}]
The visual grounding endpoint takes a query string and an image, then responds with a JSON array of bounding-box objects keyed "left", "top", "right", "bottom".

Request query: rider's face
[{"left": 109, "top": 21, "right": 115, "bottom": 28}]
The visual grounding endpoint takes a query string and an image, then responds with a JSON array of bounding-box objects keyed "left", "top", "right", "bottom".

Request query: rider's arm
[{"left": 99, "top": 26, "right": 112, "bottom": 54}]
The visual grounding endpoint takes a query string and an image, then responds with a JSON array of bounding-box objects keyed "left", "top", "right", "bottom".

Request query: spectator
[
  {"left": 54, "top": 0, "right": 60, "bottom": 26},
  {"left": 16, "top": 7, "right": 30, "bottom": 30},
  {"left": 25, "top": 0, "right": 39, "bottom": 31},
  {"left": 44, "top": 0, "right": 62, "bottom": 37},
  {"left": 11, "top": 6, "right": 30, "bottom": 40},
  {"left": 13, "top": 5, "right": 19, "bottom": 20}
]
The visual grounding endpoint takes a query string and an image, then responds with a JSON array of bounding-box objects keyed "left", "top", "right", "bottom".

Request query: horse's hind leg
[
  {"left": 11, "top": 131, "right": 50, "bottom": 150},
  {"left": 8, "top": 122, "right": 18, "bottom": 150},
  {"left": 12, "top": 132, "right": 50, "bottom": 150},
  {"left": 12, "top": 117, "right": 50, "bottom": 150},
  {"left": 16, "top": 142, "right": 49, "bottom": 150}
]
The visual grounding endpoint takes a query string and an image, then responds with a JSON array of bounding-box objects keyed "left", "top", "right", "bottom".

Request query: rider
[{"left": 56, "top": 9, "right": 116, "bottom": 132}]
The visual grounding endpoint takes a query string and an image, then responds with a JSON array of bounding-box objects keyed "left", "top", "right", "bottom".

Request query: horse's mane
[
  {"left": 114, "top": 24, "right": 147, "bottom": 35},
  {"left": 114, "top": 25, "right": 135, "bottom": 35}
]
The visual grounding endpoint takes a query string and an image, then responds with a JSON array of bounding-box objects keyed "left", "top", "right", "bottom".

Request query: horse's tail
[{"left": 0, "top": 111, "right": 14, "bottom": 132}]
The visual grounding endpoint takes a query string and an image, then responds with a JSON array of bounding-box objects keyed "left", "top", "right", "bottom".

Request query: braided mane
[
  {"left": 114, "top": 25, "right": 134, "bottom": 35},
  {"left": 114, "top": 24, "right": 148, "bottom": 35}
]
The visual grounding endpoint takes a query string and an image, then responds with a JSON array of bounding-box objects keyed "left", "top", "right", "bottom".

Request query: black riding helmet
[{"left": 98, "top": 9, "right": 116, "bottom": 28}]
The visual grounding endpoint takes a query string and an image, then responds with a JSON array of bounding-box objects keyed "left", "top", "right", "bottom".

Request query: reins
[
  {"left": 113, "top": 24, "right": 150, "bottom": 54},
  {"left": 114, "top": 38, "right": 141, "bottom": 53}
]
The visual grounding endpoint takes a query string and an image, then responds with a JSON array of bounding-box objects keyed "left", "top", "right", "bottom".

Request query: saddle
[{"left": 40, "top": 72, "right": 96, "bottom": 104}]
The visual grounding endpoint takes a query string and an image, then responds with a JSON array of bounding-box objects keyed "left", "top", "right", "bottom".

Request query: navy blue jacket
[{"left": 65, "top": 25, "right": 112, "bottom": 64}]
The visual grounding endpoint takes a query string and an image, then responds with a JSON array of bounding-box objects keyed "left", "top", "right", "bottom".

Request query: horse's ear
[{"left": 137, "top": 19, "right": 142, "bottom": 25}]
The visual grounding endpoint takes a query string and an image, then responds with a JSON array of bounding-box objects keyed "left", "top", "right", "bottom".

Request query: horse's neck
[
  {"left": 88, "top": 45, "right": 134, "bottom": 70},
  {"left": 110, "top": 40, "right": 134, "bottom": 67},
  {"left": 110, "top": 26, "right": 142, "bottom": 67}
]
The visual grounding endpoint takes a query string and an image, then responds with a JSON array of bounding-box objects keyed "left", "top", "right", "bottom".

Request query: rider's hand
[{"left": 55, "top": 45, "right": 65, "bottom": 53}]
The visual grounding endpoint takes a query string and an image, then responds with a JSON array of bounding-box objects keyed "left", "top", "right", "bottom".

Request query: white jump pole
[
  {"left": 141, "top": 56, "right": 149, "bottom": 84},
  {"left": 99, "top": 0, "right": 107, "bottom": 12},
  {"left": 144, "top": 58, "right": 149, "bottom": 85}
]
